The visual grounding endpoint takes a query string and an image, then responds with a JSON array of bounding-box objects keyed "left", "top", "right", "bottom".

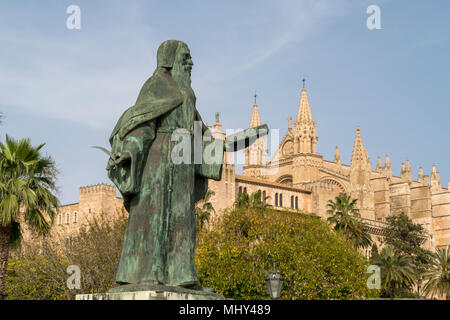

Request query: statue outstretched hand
[{"left": 106, "top": 152, "right": 131, "bottom": 170}]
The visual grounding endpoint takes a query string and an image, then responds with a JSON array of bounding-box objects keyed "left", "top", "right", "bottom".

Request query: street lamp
[{"left": 265, "top": 263, "right": 283, "bottom": 299}]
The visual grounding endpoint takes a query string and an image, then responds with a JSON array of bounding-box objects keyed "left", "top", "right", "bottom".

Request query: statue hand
[{"left": 107, "top": 152, "right": 131, "bottom": 170}]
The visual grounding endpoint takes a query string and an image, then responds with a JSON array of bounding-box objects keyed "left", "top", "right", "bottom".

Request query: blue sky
[{"left": 1, "top": 0, "right": 449, "bottom": 204}]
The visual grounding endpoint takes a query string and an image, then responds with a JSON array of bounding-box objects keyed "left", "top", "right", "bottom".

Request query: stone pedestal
[{"left": 76, "top": 284, "right": 226, "bottom": 300}]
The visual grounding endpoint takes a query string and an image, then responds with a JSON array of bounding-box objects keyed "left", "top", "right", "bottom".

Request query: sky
[{"left": 0, "top": 0, "right": 449, "bottom": 204}]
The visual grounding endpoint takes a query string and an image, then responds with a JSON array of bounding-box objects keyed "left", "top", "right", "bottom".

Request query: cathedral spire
[
  {"left": 349, "top": 126, "right": 373, "bottom": 219},
  {"left": 294, "top": 80, "right": 317, "bottom": 154},
  {"left": 295, "top": 83, "right": 313, "bottom": 125},
  {"left": 245, "top": 94, "right": 266, "bottom": 168},
  {"left": 376, "top": 156, "right": 383, "bottom": 172},
  {"left": 431, "top": 163, "right": 442, "bottom": 190},
  {"left": 334, "top": 146, "right": 341, "bottom": 163},
  {"left": 432, "top": 163, "right": 438, "bottom": 174},
  {"left": 418, "top": 166, "right": 424, "bottom": 182},
  {"left": 401, "top": 159, "right": 412, "bottom": 182},
  {"left": 383, "top": 154, "right": 392, "bottom": 178},
  {"left": 405, "top": 159, "right": 411, "bottom": 171},
  {"left": 351, "top": 126, "right": 368, "bottom": 169},
  {"left": 385, "top": 154, "right": 391, "bottom": 168},
  {"left": 249, "top": 93, "right": 261, "bottom": 128}
]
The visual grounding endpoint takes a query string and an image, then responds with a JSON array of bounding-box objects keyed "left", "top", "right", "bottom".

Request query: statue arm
[{"left": 108, "top": 121, "right": 156, "bottom": 197}]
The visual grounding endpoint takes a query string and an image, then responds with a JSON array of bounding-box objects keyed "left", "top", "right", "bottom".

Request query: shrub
[
  {"left": 6, "top": 213, "right": 127, "bottom": 300},
  {"left": 195, "top": 207, "right": 377, "bottom": 299}
]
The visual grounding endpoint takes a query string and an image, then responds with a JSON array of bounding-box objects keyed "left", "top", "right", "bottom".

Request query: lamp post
[{"left": 265, "top": 263, "right": 283, "bottom": 299}]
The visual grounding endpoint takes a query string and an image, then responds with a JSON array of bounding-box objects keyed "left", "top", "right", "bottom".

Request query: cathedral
[
  {"left": 209, "top": 83, "right": 450, "bottom": 250},
  {"left": 19, "top": 83, "right": 450, "bottom": 253}
]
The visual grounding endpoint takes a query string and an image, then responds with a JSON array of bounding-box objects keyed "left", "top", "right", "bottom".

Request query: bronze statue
[{"left": 103, "top": 40, "right": 267, "bottom": 291}]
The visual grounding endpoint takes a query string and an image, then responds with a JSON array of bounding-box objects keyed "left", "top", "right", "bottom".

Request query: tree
[
  {"left": 383, "top": 213, "right": 434, "bottom": 281},
  {"left": 234, "top": 191, "right": 250, "bottom": 209},
  {"left": 327, "top": 195, "right": 372, "bottom": 249},
  {"left": 422, "top": 246, "right": 450, "bottom": 299},
  {"left": 371, "top": 245, "right": 416, "bottom": 298},
  {"left": 234, "top": 191, "right": 271, "bottom": 210},
  {"left": 196, "top": 206, "right": 376, "bottom": 299},
  {"left": 249, "top": 190, "right": 271, "bottom": 209},
  {"left": 370, "top": 243, "right": 380, "bottom": 261},
  {"left": 0, "top": 135, "right": 59, "bottom": 299},
  {"left": 6, "top": 213, "right": 128, "bottom": 300},
  {"left": 195, "top": 189, "right": 215, "bottom": 231}
]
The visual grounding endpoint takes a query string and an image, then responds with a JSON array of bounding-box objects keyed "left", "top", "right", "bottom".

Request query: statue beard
[{"left": 171, "top": 62, "right": 192, "bottom": 91}]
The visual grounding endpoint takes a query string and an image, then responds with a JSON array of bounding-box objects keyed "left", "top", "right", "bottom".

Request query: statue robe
[{"left": 107, "top": 67, "right": 221, "bottom": 286}]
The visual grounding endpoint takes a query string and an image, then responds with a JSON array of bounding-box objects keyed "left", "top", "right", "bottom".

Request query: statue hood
[{"left": 109, "top": 67, "right": 183, "bottom": 143}]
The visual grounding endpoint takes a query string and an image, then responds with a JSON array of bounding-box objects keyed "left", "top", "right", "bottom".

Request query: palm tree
[
  {"left": 249, "top": 190, "right": 271, "bottom": 209},
  {"left": 422, "top": 246, "right": 450, "bottom": 299},
  {"left": 372, "top": 245, "right": 416, "bottom": 298},
  {"left": 234, "top": 191, "right": 271, "bottom": 210},
  {"left": 0, "top": 135, "right": 59, "bottom": 299},
  {"left": 195, "top": 189, "right": 215, "bottom": 231},
  {"left": 234, "top": 192, "right": 250, "bottom": 209},
  {"left": 326, "top": 195, "right": 372, "bottom": 249}
]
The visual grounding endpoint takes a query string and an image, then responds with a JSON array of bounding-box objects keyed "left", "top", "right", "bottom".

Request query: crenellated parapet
[{"left": 79, "top": 183, "right": 116, "bottom": 194}]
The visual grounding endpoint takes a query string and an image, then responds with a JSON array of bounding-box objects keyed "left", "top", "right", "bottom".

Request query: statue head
[
  {"left": 157, "top": 40, "right": 193, "bottom": 75},
  {"left": 157, "top": 40, "right": 194, "bottom": 88}
]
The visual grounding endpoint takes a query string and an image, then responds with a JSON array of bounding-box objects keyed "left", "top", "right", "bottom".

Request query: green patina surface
[{"left": 105, "top": 40, "right": 267, "bottom": 291}]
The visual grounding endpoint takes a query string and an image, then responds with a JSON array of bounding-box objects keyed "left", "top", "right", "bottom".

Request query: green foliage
[
  {"left": 0, "top": 135, "right": 59, "bottom": 231},
  {"left": 8, "top": 221, "right": 21, "bottom": 249},
  {"left": 326, "top": 195, "right": 372, "bottom": 249},
  {"left": 383, "top": 213, "right": 434, "bottom": 278},
  {"left": 195, "top": 207, "right": 376, "bottom": 299},
  {"left": 422, "top": 246, "right": 450, "bottom": 299},
  {"left": 370, "top": 243, "right": 380, "bottom": 261},
  {"left": 235, "top": 192, "right": 250, "bottom": 208},
  {"left": 0, "top": 135, "right": 59, "bottom": 296},
  {"left": 6, "top": 255, "right": 70, "bottom": 300},
  {"left": 234, "top": 191, "right": 271, "bottom": 210},
  {"left": 195, "top": 189, "right": 215, "bottom": 231},
  {"left": 6, "top": 213, "right": 127, "bottom": 300},
  {"left": 371, "top": 245, "right": 416, "bottom": 298}
]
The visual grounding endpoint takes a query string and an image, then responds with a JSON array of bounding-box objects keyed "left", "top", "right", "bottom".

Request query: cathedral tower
[
  {"left": 243, "top": 94, "right": 267, "bottom": 177},
  {"left": 294, "top": 80, "right": 318, "bottom": 154},
  {"left": 349, "top": 127, "right": 375, "bottom": 219},
  {"left": 292, "top": 80, "right": 322, "bottom": 184}
]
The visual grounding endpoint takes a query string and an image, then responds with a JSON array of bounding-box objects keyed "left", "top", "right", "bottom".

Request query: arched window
[
  {"left": 244, "top": 187, "right": 247, "bottom": 194},
  {"left": 295, "top": 196, "right": 298, "bottom": 209},
  {"left": 262, "top": 191, "right": 266, "bottom": 202},
  {"left": 239, "top": 186, "right": 242, "bottom": 194},
  {"left": 275, "top": 193, "right": 278, "bottom": 206},
  {"left": 279, "top": 194, "right": 283, "bottom": 207},
  {"left": 291, "top": 196, "right": 294, "bottom": 208},
  {"left": 58, "top": 214, "right": 62, "bottom": 225},
  {"left": 258, "top": 190, "right": 261, "bottom": 201},
  {"left": 66, "top": 212, "right": 70, "bottom": 224},
  {"left": 73, "top": 212, "right": 78, "bottom": 224}
]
